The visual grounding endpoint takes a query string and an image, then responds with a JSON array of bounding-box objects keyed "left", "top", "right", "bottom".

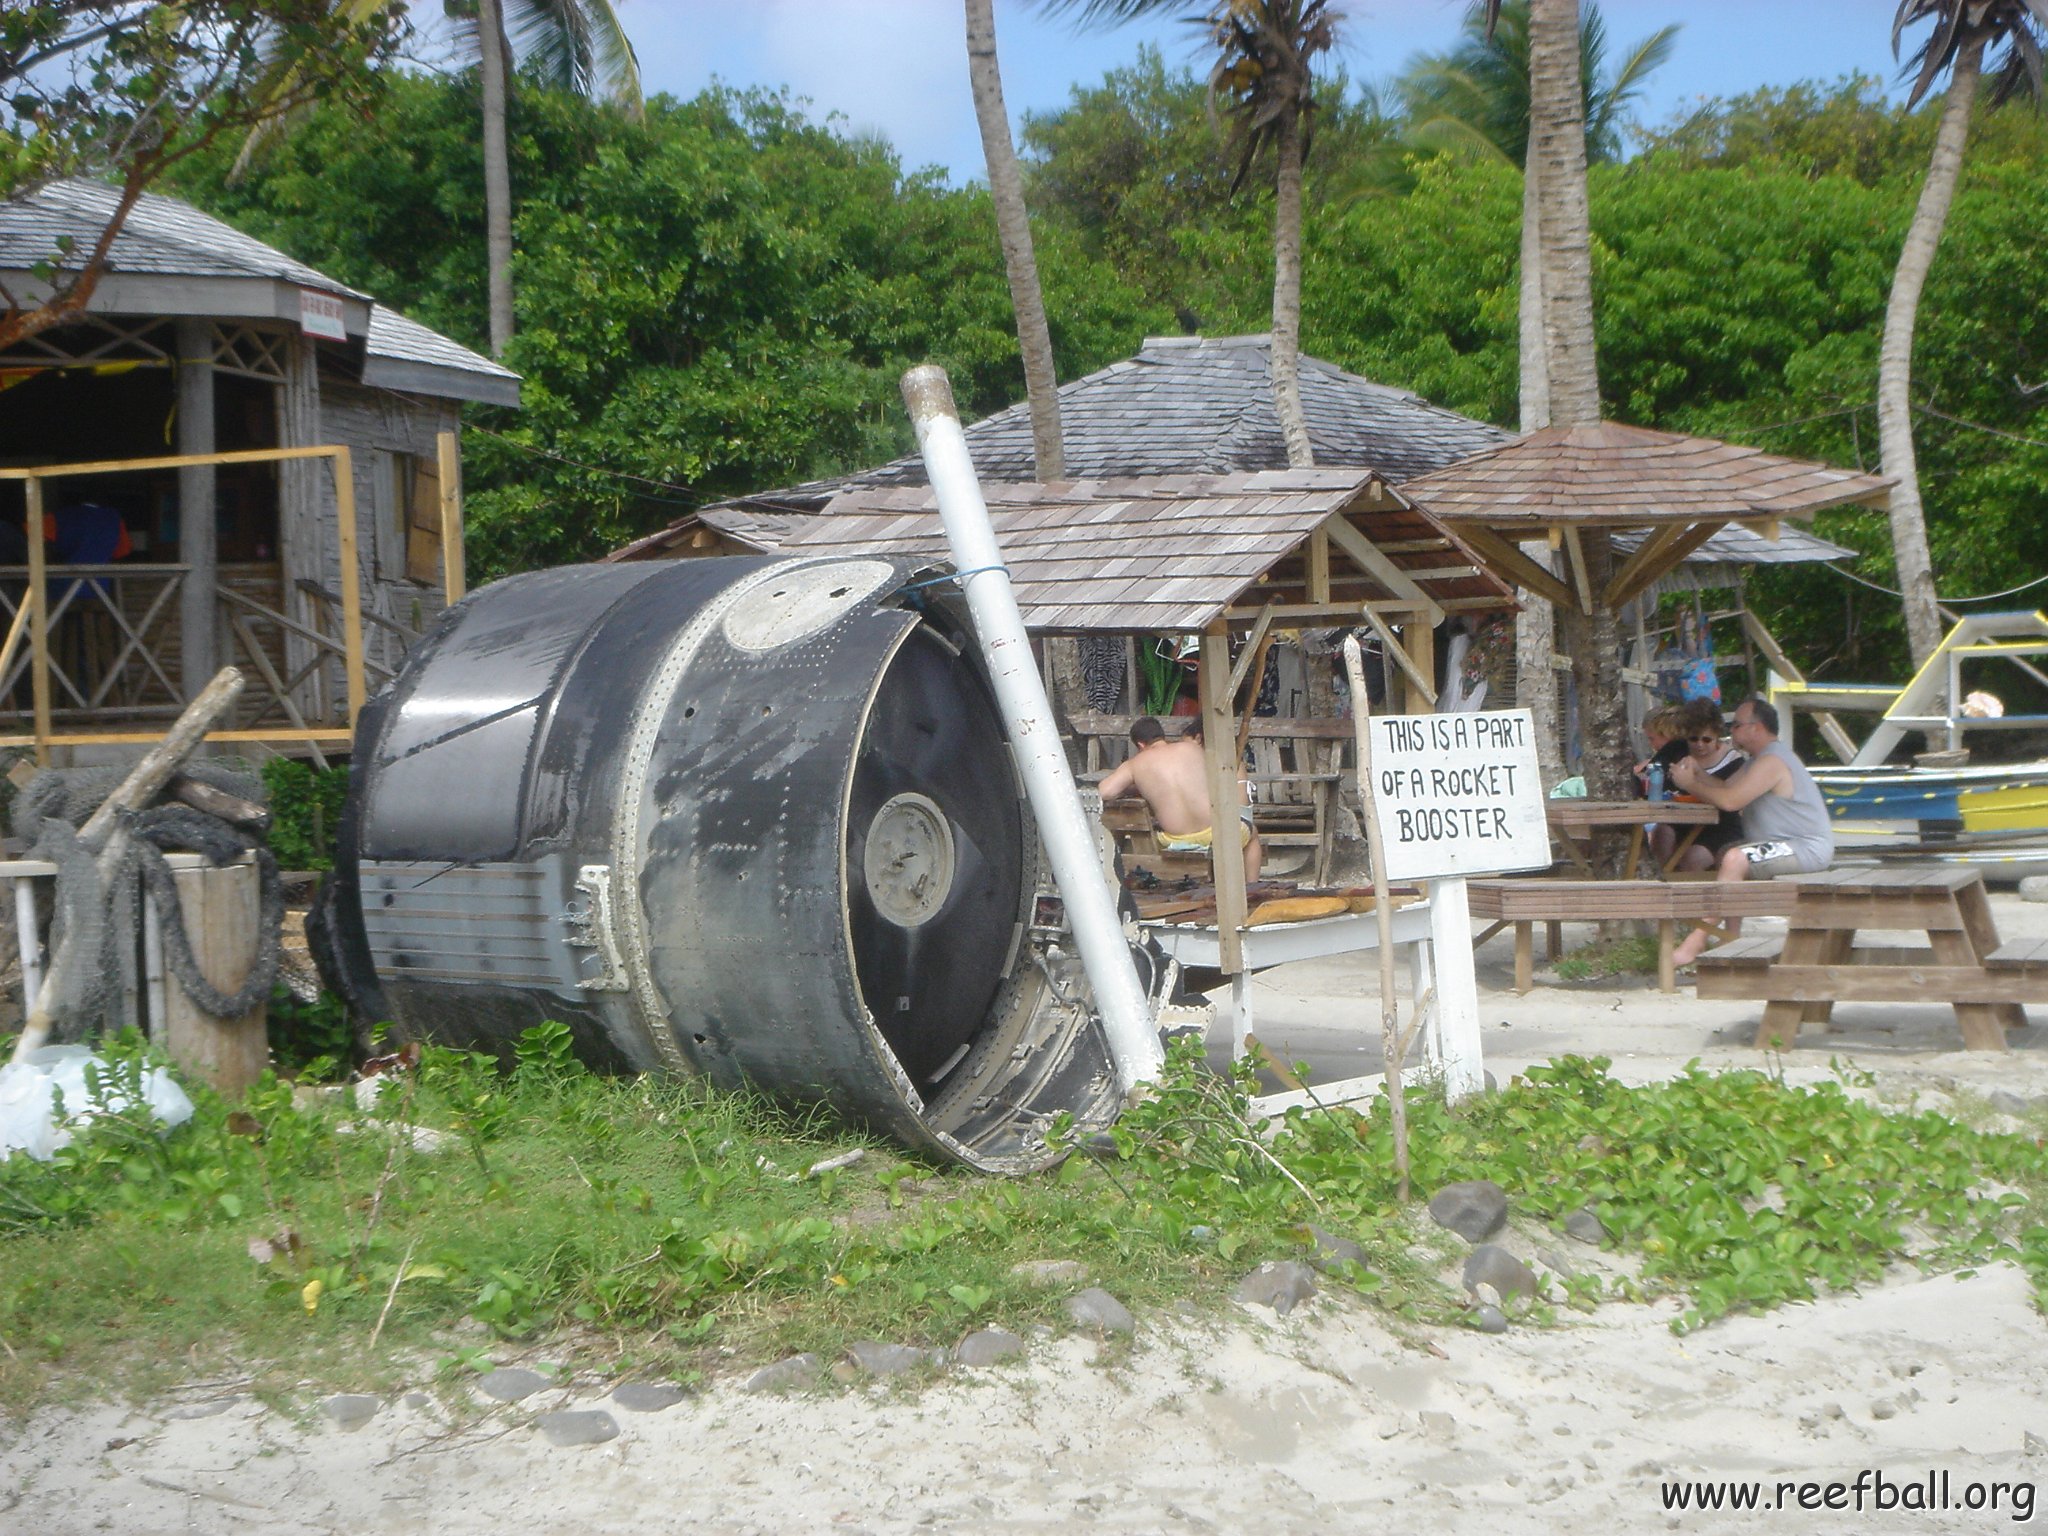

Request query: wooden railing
[{"left": 0, "top": 439, "right": 461, "bottom": 763}]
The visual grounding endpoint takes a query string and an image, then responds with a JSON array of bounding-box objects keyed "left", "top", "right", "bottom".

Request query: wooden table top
[
  {"left": 1545, "top": 799, "right": 1718, "bottom": 829},
  {"left": 1787, "top": 864, "right": 1985, "bottom": 895}
]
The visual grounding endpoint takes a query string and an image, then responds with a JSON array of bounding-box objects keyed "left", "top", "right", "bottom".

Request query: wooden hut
[
  {"left": 0, "top": 181, "right": 519, "bottom": 761},
  {"left": 781, "top": 468, "right": 1515, "bottom": 971}
]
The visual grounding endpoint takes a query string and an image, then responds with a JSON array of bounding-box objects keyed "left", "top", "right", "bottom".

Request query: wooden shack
[
  {"left": 0, "top": 180, "right": 520, "bottom": 761},
  {"left": 781, "top": 468, "right": 1515, "bottom": 972}
]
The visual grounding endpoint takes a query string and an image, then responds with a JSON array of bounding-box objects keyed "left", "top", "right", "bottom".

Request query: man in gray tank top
[{"left": 1669, "top": 697, "right": 1834, "bottom": 966}]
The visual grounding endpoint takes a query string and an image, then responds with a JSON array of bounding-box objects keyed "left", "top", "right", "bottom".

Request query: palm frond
[
  {"left": 1893, "top": 0, "right": 2047, "bottom": 108},
  {"left": 1606, "top": 23, "right": 1679, "bottom": 100},
  {"left": 1403, "top": 114, "right": 1517, "bottom": 166}
]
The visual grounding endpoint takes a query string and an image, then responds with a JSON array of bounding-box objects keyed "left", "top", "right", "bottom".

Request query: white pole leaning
[{"left": 901, "top": 366, "right": 1163, "bottom": 1096}]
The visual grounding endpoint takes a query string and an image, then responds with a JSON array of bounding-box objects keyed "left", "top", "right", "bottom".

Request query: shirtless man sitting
[{"left": 1097, "top": 717, "right": 1263, "bottom": 883}]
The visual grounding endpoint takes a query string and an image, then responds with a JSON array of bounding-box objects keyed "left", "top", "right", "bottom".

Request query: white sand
[{"left": 4, "top": 893, "right": 2047, "bottom": 1534}]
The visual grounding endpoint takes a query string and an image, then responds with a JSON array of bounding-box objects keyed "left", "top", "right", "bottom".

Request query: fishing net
[{"left": 13, "top": 764, "right": 284, "bottom": 1043}]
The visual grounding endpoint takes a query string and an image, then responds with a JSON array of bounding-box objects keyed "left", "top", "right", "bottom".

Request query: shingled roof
[
  {"left": 609, "top": 335, "right": 1507, "bottom": 562},
  {"left": 781, "top": 469, "right": 1513, "bottom": 633},
  {"left": 840, "top": 334, "right": 1509, "bottom": 490},
  {"left": 0, "top": 180, "right": 519, "bottom": 405},
  {"left": 1400, "top": 420, "right": 1894, "bottom": 527}
]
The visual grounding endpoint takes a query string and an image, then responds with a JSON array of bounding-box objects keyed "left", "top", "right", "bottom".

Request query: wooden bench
[
  {"left": 1468, "top": 878, "right": 1800, "bottom": 994},
  {"left": 1693, "top": 865, "right": 2034, "bottom": 1051}
]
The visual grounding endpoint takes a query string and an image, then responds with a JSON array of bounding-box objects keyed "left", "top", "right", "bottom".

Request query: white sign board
[
  {"left": 1368, "top": 709, "right": 1549, "bottom": 882},
  {"left": 298, "top": 288, "right": 347, "bottom": 342}
]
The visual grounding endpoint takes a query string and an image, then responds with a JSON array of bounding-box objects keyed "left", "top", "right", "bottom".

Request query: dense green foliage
[
  {"left": 174, "top": 75, "right": 1163, "bottom": 575},
  {"left": 167, "top": 64, "right": 2047, "bottom": 682},
  {"left": 259, "top": 757, "right": 349, "bottom": 871}
]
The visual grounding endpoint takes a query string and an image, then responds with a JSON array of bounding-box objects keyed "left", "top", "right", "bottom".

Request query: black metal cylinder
[{"left": 314, "top": 554, "right": 1131, "bottom": 1170}]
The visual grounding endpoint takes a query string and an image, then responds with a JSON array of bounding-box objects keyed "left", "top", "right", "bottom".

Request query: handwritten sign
[{"left": 1368, "top": 709, "right": 1549, "bottom": 881}]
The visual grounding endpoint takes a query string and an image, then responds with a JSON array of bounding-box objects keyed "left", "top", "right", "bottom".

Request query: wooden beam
[
  {"left": 1601, "top": 522, "right": 1692, "bottom": 611},
  {"left": 0, "top": 444, "right": 346, "bottom": 479},
  {"left": 1322, "top": 515, "right": 1444, "bottom": 626},
  {"left": 1741, "top": 608, "right": 1861, "bottom": 762},
  {"left": 437, "top": 428, "right": 466, "bottom": 605},
  {"left": 1363, "top": 611, "right": 1437, "bottom": 707},
  {"left": 330, "top": 449, "right": 367, "bottom": 728},
  {"left": 1199, "top": 623, "right": 1247, "bottom": 973},
  {"left": 1235, "top": 625, "right": 1278, "bottom": 759},
  {"left": 1402, "top": 613, "right": 1436, "bottom": 714},
  {"left": 1605, "top": 521, "right": 1722, "bottom": 611},
  {"left": 1222, "top": 600, "right": 1432, "bottom": 623},
  {"left": 25, "top": 478, "right": 50, "bottom": 766},
  {"left": 1450, "top": 523, "right": 1577, "bottom": 610},
  {"left": 0, "top": 586, "right": 32, "bottom": 691},
  {"left": 1561, "top": 527, "right": 1595, "bottom": 613},
  {"left": 1226, "top": 603, "right": 1278, "bottom": 698},
  {"left": 18, "top": 725, "right": 336, "bottom": 754},
  {"left": 1306, "top": 529, "right": 1330, "bottom": 604}
]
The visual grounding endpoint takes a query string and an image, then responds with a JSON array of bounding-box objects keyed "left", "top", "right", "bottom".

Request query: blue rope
[{"left": 897, "top": 563, "right": 1007, "bottom": 593}]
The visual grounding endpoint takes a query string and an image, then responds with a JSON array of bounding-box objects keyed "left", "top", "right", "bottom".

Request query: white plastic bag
[{"left": 0, "top": 1045, "right": 195, "bottom": 1162}]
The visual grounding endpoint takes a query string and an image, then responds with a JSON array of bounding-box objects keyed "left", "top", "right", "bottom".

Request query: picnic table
[
  {"left": 1694, "top": 865, "right": 2040, "bottom": 1051},
  {"left": 1546, "top": 798, "right": 1719, "bottom": 879}
]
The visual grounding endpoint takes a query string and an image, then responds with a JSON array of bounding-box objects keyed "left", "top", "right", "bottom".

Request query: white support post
[
  {"left": 13, "top": 875, "right": 41, "bottom": 1014},
  {"left": 1425, "top": 875, "right": 1485, "bottom": 1102},
  {"left": 902, "top": 366, "right": 1162, "bottom": 1097}
]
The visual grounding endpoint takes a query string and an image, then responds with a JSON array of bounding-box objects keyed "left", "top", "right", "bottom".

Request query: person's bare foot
[{"left": 1671, "top": 930, "right": 1710, "bottom": 968}]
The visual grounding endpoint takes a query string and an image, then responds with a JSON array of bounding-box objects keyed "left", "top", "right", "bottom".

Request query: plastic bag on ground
[{"left": 0, "top": 1045, "right": 195, "bottom": 1161}]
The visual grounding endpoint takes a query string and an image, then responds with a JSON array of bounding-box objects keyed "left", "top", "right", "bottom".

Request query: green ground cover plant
[
  {"left": 1, "top": 1032, "right": 2042, "bottom": 1415},
  {"left": 1552, "top": 934, "right": 1660, "bottom": 981}
]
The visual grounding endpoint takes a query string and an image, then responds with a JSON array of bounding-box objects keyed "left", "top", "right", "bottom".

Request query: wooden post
[
  {"left": 1402, "top": 614, "right": 1435, "bottom": 715},
  {"left": 1306, "top": 528, "right": 1330, "bottom": 604},
  {"left": 25, "top": 476, "right": 50, "bottom": 765},
  {"left": 330, "top": 449, "right": 367, "bottom": 727},
  {"left": 437, "top": 428, "right": 466, "bottom": 605},
  {"left": 175, "top": 317, "right": 218, "bottom": 695},
  {"left": 160, "top": 861, "right": 268, "bottom": 1098},
  {"left": 1342, "top": 635, "right": 1408, "bottom": 1196},
  {"left": 1199, "top": 621, "right": 1248, "bottom": 978}
]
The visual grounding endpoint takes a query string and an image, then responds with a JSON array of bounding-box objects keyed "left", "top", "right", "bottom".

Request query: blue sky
[{"left": 620, "top": 1, "right": 1909, "bottom": 182}]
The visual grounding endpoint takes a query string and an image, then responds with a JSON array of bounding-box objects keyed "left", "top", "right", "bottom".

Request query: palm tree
[
  {"left": 1038, "top": 0, "right": 1341, "bottom": 470},
  {"left": 1880, "top": 1, "right": 2045, "bottom": 666},
  {"left": 1396, "top": 1, "right": 1677, "bottom": 169},
  {"left": 1427, "top": 2, "right": 1671, "bottom": 785},
  {"left": 243, "top": 0, "right": 641, "bottom": 357},
  {"left": 1504, "top": 0, "right": 1632, "bottom": 803},
  {"left": 966, "top": 0, "right": 1063, "bottom": 479}
]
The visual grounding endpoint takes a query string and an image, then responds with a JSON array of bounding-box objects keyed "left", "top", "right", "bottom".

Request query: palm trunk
[
  {"left": 1528, "top": 0, "right": 1598, "bottom": 430},
  {"left": 1529, "top": 0, "right": 1626, "bottom": 810},
  {"left": 1517, "top": 152, "right": 1550, "bottom": 433},
  {"left": 1878, "top": 35, "right": 1979, "bottom": 669},
  {"left": 966, "top": 0, "right": 1063, "bottom": 480},
  {"left": 1514, "top": 142, "right": 1564, "bottom": 782},
  {"left": 1270, "top": 108, "right": 1314, "bottom": 470},
  {"left": 478, "top": 0, "right": 515, "bottom": 358}
]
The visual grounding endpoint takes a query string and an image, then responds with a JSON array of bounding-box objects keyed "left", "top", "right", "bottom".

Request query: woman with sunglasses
[{"left": 1662, "top": 698, "right": 1745, "bottom": 872}]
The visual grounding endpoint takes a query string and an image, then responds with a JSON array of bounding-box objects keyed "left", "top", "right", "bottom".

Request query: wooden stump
[{"left": 161, "top": 861, "right": 268, "bottom": 1098}]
